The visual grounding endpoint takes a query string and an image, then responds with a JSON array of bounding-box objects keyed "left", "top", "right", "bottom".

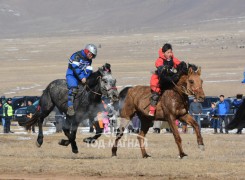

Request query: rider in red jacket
[{"left": 149, "top": 43, "right": 181, "bottom": 116}]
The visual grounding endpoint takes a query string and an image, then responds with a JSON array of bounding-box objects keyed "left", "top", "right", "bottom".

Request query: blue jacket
[
  {"left": 217, "top": 100, "right": 229, "bottom": 115},
  {"left": 209, "top": 108, "right": 219, "bottom": 119},
  {"left": 66, "top": 50, "right": 93, "bottom": 80},
  {"left": 232, "top": 99, "right": 243, "bottom": 109}
]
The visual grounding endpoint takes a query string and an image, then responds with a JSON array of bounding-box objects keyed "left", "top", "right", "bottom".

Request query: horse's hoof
[
  {"left": 72, "top": 149, "right": 79, "bottom": 154},
  {"left": 36, "top": 141, "right": 42, "bottom": 148},
  {"left": 58, "top": 139, "right": 70, "bottom": 146},
  {"left": 111, "top": 155, "right": 117, "bottom": 158},
  {"left": 178, "top": 153, "right": 188, "bottom": 159},
  {"left": 179, "top": 155, "right": 188, "bottom": 159},
  {"left": 143, "top": 154, "right": 151, "bottom": 158},
  {"left": 198, "top": 145, "right": 205, "bottom": 151}
]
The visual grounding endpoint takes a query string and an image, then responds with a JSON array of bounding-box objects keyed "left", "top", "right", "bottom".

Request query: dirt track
[
  {"left": 0, "top": 15, "right": 245, "bottom": 180},
  {"left": 0, "top": 125, "right": 245, "bottom": 180}
]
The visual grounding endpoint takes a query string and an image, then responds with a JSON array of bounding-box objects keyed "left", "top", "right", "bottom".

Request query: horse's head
[
  {"left": 186, "top": 65, "right": 205, "bottom": 102},
  {"left": 98, "top": 64, "right": 119, "bottom": 102}
]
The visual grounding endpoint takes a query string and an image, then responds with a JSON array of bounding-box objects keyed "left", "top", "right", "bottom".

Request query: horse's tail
[
  {"left": 118, "top": 86, "right": 132, "bottom": 110},
  {"left": 25, "top": 106, "right": 41, "bottom": 129},
  {"left": 226, "top": 100, "right": 245, "bottom": 130}
]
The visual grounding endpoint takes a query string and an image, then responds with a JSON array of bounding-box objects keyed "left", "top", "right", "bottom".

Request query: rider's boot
[
  {"left": 67, "top": 105, "right": 75, "bottom": 116},
  {"left": 148, "top": 91, "right": 160, "bottom": 117},
  {"left": 149, "top": 105, "right": 156, "bottom": 116},
  {"left": 67, "top": 88, "right": 78, "bottom": 116}
]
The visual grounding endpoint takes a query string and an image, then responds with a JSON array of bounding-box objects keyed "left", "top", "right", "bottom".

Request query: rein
[
  {"left": 171, "top": 80, "right": 191, "bottom": 96},
  {"left": 171, "top": 80, "right": 202, "bottom": 96},
  {"left": 85, "top": 84, "right": 102, "bottom": 96}
]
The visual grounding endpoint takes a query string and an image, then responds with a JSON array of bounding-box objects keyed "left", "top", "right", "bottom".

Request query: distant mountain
[{"left": 1, "top": 0, "right": 245, "bottom": 38}]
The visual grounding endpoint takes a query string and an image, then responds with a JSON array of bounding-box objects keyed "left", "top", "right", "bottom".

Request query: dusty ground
[
  {"left": 0, "top": 20, "right": 245, "bottom": 180},
  {"left": 0, "top": 125, "right": 245, "bottom": 180}
]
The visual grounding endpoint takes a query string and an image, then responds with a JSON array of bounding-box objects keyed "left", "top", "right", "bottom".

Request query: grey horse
[{"left": 26, "top": 64, "right": 119, "bottom": 153}]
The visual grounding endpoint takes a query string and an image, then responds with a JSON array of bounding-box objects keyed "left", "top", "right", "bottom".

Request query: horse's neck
[
  {"left": 76, "top": 72, "right": 102, "bottom": 102},
  {"left": 86, "top": 72, "right": 101, "bottom": 92},
  {"left": 174, "top": 75, "right": 188, "bottom": 95},
  {"left": 88, "top": 77, "right": 102, "bottom": 103}
]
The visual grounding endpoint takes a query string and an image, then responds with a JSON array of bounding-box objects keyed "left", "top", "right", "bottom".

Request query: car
[
  {"left": 14, "top": 100, "right": 40, "bottom": 126},
  {"left": 11, "top": 96, "right": 40, "bottom": 112},
  {"left": 189, "top": 96, "right": 220, "bottom": 128},
  {"left": 14, "top": 100, "right": 65, "bottom": 129}
]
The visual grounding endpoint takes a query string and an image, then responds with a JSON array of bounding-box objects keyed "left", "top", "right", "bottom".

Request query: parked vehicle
[
  {"left": 12, "top": 96, "right": 40, "bottom": 112},
  {"left": 14, "top": 100, "right": 65, "bottom": 130},
  {"left": 14, "top": 100, "right": 40, "bottom": 126},
  {"left": 189, "top": 96, "right": 220, "bottom": 128}
]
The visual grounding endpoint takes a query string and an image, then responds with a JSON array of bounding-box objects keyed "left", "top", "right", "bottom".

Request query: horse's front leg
[
  {"left": 180, "top": 114, "right": 205, "bottom": 151},
  {"left": 112, "top": 117, "right": 130, "bottom": 157},
  {"left": 168, "top": 115, "right": 187, "bottom": 158},
  {"left": 111, "top": 125, "right": 125, "bottom": 157},
  {"left": 70, "top": 121, "right": 79, "bottom": 154},
  {"left": 59, "top": 117, "right": 71, "bottom": 147},
  {"left": 83, "top": 121, "right": 103, "bottom": 144},
  {"left": 59, "top": 120, "right": 79, "bottom": 154}
]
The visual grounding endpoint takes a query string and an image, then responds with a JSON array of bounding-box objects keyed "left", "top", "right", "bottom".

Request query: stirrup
[{"left": 67, "top": 106, "right": 75, "bottom": 116}]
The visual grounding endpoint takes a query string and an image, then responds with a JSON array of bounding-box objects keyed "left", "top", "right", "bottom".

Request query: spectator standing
[
  {"left": 232, "top": 94, "right": 243, "bottom": 134},
  {"left": 0, "top": 102, "right": 3, "bottom": 132},
  {"left": 189, "top": 98, "right": 203, "bottom": 130},
  {"left": 132, "top": 115, "right": 141, "bottom": 133},
  {"left": 242, "top": 68, "right": 245, "bottom": 83},
  {"left": 102, "top": 111, "right": 109, "bottom": 133},
  {"left": 210, "top": 102, "right": 219, "bottom": 134},
  {"left": 1, "top": 98, "right": 6, "bottom": 132},
  {"left": 216, "top": 95, "right": 230, "bottom": 134},
  {"left": 26, "top": 100, "right": 36, "bottom": 133},
  {"left": 3, "top": 98, "right": 14, "bottom": 133}
]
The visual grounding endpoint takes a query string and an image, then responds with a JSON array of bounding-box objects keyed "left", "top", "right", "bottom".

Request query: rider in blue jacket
[{"left": 66, "top": 44, "right": 97, "bottom": 116}]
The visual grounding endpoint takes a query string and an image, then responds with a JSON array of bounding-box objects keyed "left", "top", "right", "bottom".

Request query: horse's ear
[
  {"left": 98, "top": 67, "right": 105, "bottom": 75},
  {"left": 188, "top": 67, "right": 193, "bottom": 75},
  {"left": 197, "top": 67, "right": 201, "bottom": 75}
]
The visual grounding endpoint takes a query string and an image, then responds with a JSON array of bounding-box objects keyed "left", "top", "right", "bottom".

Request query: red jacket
[
  {"left": 150, "top": 48, "right": 181, "bottom": 93},
  {"left": 155, "top": 48, "right": 181, "bottom": 68}
]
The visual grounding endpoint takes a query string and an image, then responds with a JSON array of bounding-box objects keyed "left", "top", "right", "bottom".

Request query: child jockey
[
  {"left": 66, "top": 44, "right": 97, "bottom": 116},
  {"left": 149, "top": 43, "right": 181, "bottom": 116}
]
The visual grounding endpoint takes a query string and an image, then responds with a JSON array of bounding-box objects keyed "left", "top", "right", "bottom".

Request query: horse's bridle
[
  {"left": 88, "top": 76, "right": 117, "bottom": 97},
  {"left": 171, "top": 80, "right": 201, "bottom": 96}
]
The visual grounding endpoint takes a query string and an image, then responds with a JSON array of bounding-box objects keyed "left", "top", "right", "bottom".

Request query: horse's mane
[
  {"left": 81, "top": 63, "right": 112, "bottom": 88},
  {"left": 158, "top": 61, "right": 199, "bottom": 90},
  {"left": 85, "top": 70, "right": 101, "bottom": 88}
]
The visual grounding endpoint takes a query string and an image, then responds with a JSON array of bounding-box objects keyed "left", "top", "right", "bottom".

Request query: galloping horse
[
  {"left": 26, "top": 64, "right": 119, "bottom": 153},
  {"left": 112, "top": 63, "right": 205, "bottom": 158}
]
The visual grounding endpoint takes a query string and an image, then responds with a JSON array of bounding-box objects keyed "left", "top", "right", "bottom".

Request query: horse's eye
[
  {"left": 189, "top": 80, "right": 194, "bottom": 84},
  {"left": 103, "top": 79, "right": 108, "bottom": 84}
]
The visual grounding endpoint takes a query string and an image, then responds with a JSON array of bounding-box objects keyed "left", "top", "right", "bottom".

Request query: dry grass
[
  {"left": 0, "top": 25, "right": 245, "bottom": 180},
  {"left": 0, "top": 125, "right": 245, "bottom": 179},
  {"left": 0, "top": 30, "right": 245, "bottom": 97}
]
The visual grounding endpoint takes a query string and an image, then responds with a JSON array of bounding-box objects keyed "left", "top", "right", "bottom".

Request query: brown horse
[{"left": 112, "top": 63, "right": 205, "bottom": 158}]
